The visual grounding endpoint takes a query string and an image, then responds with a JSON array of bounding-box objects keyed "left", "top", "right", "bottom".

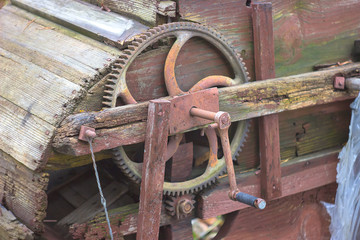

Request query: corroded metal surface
[
  {"left": 102, "top": 22, "right": 250, "bottom": 196},
  {"left": 168, "top": 88, "right": 219, "bottom": 135}
]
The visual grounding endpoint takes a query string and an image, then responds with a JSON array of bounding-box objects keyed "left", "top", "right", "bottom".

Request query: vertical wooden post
[
  {"left": 137, "top": 99, "right": 171, "bottom": 240},
  {"left": 160, "top": 141, "right": 194, "bottom": 240},
  {"left": 252, "top": 2, "right": 282, "bottom": 200}
]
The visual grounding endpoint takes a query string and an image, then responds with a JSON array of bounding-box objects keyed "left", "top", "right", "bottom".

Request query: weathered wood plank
[
  {"left": 73, "top": 38, "right": 235, "bottom": 113},
  {"left": 70, "top": 204, "right": 174, "bottom": 238},
  {"left": 252, "top": 2, "right": 282, "bottom": 200},
  {"left": 5, "top": 5, "right": 121, "bottom": 55},
  {"left": 0, "top": 6, "right": 115, "bottom": 87},
  {"left": 0, "top": 96, "right": 54, "bottom": 170},
  {"left": 46, "top": 150, "right": 113, "bottom": 170},
  {"left": 0, "top": 205, "right": 34, "bottom": 240},
  {"left": 70, "top": 148, "right": 338, "bottom": 237},
  {"left": 0, "top": 48, "right": 83, "bottom": 126},
  {"left": 198, "top": 148, "right": 339, "bottom": 219},
  {"left": 137, "top": 100, "right": 170, "bottom": 240},
  {"left": 11, "top": 0, "right": 148, "bottom": 45},
  {"left": 57, "top": 181, "right": 128, "bottom": 227},
  {"left": 52, "top": 63, "right": 360, "bottom": 156},
  {"left": 82, "top": 0, "right": 159, "bottom": 26},
  {"left": 178, "top": 0, "right": 360, "bottom": 77},
  {"left": 0, "top": 150, "right": 48, "bottom": 233}
]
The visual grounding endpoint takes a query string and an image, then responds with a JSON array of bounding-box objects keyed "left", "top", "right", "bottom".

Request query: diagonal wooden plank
[{"left": 57, "top": 181, "right": 128, "bottom": 227}]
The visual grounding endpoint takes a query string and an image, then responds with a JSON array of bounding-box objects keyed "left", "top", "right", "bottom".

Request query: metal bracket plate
[{"left": 168, "top": 88, "right": 219, "bottom": 135}]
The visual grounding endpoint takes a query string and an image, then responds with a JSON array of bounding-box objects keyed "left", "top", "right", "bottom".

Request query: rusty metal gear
[
  {"left": 102, "top": 22, "right": 250, "bottom": 196},
  {"left": 165, "top": 194, "right": 196, "bottom": 219}
]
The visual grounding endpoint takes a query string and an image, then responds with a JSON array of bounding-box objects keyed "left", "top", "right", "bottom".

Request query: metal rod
[
  {"left": 190, "top": 107, "right": 217, "bottom": 121},
  {"left": 218, "top": 128, "right": 238, "bottom": 195},
  {"left": 346, "top": 77, "right": 360, "bottom": 91}
]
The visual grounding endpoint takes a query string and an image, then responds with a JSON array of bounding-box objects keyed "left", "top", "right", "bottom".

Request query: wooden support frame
[
  {"left": 52, "top": 62, "right": 360, "bottom": 156},
  {"left": 198, "top": 148, "right": 339, "bottom": 219},
  {"left": 70, "top": 148, "right": 339, "bottom": 237},
  {"left": 137, "top": 99, "right": 171, "bottom": 240},
  {"left": 252, "top": 2, "right": 282, "bottom": 200}
]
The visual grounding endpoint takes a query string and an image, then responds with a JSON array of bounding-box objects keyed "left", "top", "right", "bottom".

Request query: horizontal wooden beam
[
  {"left": 53, "top": 63, "right": 360, "bottom": 156},
  {"left": 69, "top": 148, "right": 338, "bottom": 237},
  {"left": 198, "top": 148, "right": 340, "bottom": 219}
]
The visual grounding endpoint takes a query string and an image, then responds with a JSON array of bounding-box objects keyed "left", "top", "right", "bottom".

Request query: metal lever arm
[{"left": 190, "top": 107, "right": 266, "bottom": 210}]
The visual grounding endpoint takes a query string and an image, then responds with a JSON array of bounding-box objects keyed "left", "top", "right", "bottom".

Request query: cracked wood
[
  {"left": 252, "top": 2, "right": 282, "bottom": 200},
  {"left": 52, "top": 63, "right": 360, "bottom": 156}
]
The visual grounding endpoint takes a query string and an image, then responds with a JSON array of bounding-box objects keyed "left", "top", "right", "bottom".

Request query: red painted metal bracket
[{"left": 168, "top": 88, "right": 219, "bottom": 135}]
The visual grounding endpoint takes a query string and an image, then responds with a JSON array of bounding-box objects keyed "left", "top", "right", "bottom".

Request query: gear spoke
[
  {"left": 189, "top": 75, "right": 234, "bottom": 93},
  {"left": 164, "top": 33, "right": 192, "bottom": 96},
  {"left": 204, "top": 128, "right": 218, "bottom": 168},
  {"left": 118, "top": 87, "right": 137, "bottom": 105},
  {"left": 165, "top": 134, "right": 183, "bottom": 161},
  {"left": 104, "top": 22, "right": 250, "bottom": 196}
]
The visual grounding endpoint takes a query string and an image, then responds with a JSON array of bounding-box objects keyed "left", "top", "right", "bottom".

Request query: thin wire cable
[{"left": 88, "top": 138, "right": 114, "bottom": 240}]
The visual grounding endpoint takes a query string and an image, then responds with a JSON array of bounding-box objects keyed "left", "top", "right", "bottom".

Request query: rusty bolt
[
  {"left": 214, "top": 111, "right": 231, "bottom": 129},
  {"left": 178, "top": 199, "right": 194, "bottom": 214},
  {"left": 79, "top": 126, "right": 97, "bottom": 141},
  {"left": 334, "top": 76, "right": 345, "bottom": 90}
]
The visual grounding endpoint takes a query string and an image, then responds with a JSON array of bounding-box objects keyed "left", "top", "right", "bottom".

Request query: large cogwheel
[{"left": 102, "top": 22, "right": 250, "bottom": 196}]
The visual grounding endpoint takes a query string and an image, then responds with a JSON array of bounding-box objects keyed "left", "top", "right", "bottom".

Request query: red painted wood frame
[
  {"left": 252, "top": 3, "right": 282, "bottom": 200},
  {"left": 137, "top": 100, "right": 171, "bottom": 240}
]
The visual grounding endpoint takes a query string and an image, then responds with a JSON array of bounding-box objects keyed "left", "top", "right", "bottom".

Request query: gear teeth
[
  {"left": 103, "top": 96, "right": 113, "bottom": 100},
  {"left": 106, "top": 78, "right": 117, "bottom": 83},
  {"left": 102, "top": 101, "right": 112, "bottom": 107},
  {"left": 105, "top": 21, "right": 250, "bottom": 196},
  {"left": 123, "top": 49, "right": 132, "bottom": 55},
  {"left": 105, "top": 84, "right": 115, "bottom": 89}
]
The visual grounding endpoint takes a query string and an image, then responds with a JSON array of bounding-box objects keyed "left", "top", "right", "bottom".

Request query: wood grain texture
[
  {"left": 46, "top": 150, "right": 113, "bottom": 170},
  {"left": 82, "top": 0, "right": 158, "bottom": 26},
  {"left": 69, "top": 149, "right": 338, "bottom": 237},
  {"left": 137, "top": 100, "right": 170, "bottom": 240},
  {"left": 0, "top": 48, "right": 83, "bottom": 126},
  {"left": 198, "top": 148, "right": 339, "bottom": 219},
  {"left": 57, "top": 181, "right": 128, "bottom": 227},
  {"left": 178, "top": 0, "right": 360, "bottom": 78},
  {"left": 215, "top": 184, "right": 336, "bottom": 240},
  {"left": 52, "top": 63, "right": 359, "bottom": 156},
  {"left": 0, "top": 96, "right": 54, "bottom": 171},
  {"left": 252, "top": 2, "right": 282, "bottom": 200},
  {"left": 5, "top": 5, "right": 121, "bottom": 55},
  {"left": 12, "top": 0, "right": 148, "bottom": 45},
  {"left": 70, "top": 203, "right": 173, "bottom": 238},
  {"left": 0, "top": 6, "right": 115, "bottom": 87},
  {"left": 0, "top": 4, "right": 123, "bottom": 170},
  {"left": 0, "top": 205, "right": 34, "bottom": 240},
  {"left": 0, "top": 150, "right": 48, "bottom": 233}
]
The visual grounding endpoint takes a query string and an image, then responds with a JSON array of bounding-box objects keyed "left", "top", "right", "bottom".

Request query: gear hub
[{"left": 102, "top": 22, "right": 250, "bottom": 196}]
